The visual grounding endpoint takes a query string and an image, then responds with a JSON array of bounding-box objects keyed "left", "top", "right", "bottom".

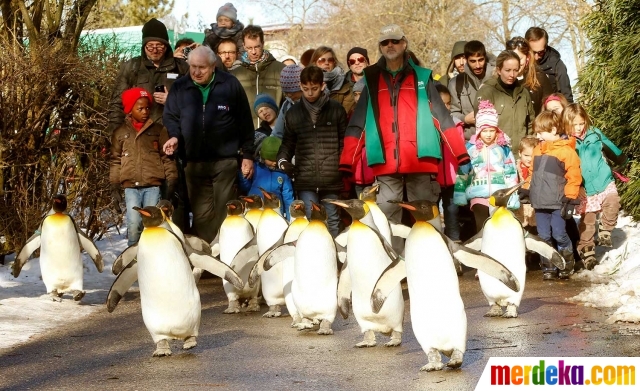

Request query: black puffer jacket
[
  {"left": 277, "top": 98, "right": 347, "bottom": 192},
  {"left": 537, "top": 46, "right": 573, "bottom": 103}
]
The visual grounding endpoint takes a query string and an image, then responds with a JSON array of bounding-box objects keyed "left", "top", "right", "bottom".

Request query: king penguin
[
  {"left": 371, "top": 199, "right": 519, "bottom": 371},
  {"left": 327, "top": 199, "right": 404, "bottom": 348},
  {"left": 464, "top": 185, "right": 566, "bottom": 318},
  {"left": 13, "top": 194, "right": 103, "bottom": 301},
  {"left": 106, "top": 206, "right": 244, "bottom": 356},
  {"left": 256, "top": 188, "right": 289, "bottom": 317},
  {"left": 241, "top": 195, "right": 264, "bottom": 233}
]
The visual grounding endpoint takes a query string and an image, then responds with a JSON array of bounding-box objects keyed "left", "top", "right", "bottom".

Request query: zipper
[
  {"left": 314, "top": 123, "right": 320, "bottom": 193},
  {"left": 391, "top": 75, "right": 400, "bottom": 171}
]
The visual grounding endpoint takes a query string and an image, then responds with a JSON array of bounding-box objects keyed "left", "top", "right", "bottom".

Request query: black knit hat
[
  {"left": 346, "top": 47, "right": 369, "bottom": 65},
  {"left": 142, "top": 18, "right": 170, "bottom": 47}
]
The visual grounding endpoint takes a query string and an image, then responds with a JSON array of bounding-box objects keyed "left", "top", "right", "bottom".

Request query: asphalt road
[{"left": 1, "top": 269, "right": 638, "bottom": 391}]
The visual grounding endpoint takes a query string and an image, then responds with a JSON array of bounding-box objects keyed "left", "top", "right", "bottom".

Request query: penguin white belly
[
  {"left": 349, "top": 223, "right": 403, "bottom": 333},
  {"left": 367, "top": 202, "right": 392, "bottom": 243},
  {"left": 479, "top": 215, "right": 526, "bottom": 307},
  {"left": 257, "top": 210, "right": 288, "bottom": 306},
  {"left": 137, "top": 228, "right": 200, "bottom": 343},
  {"left": 406, "top": 223, "right": 467, "bottom": 355},
  {"left": 39, "top": 215, "right": 83, "bottom": 293},
  {"left": 220, "top": 216, "right": 257, "bottom": 300},
  {"left": 282, "top": 218, "right": 308, "bottom": 318},
  {"left": 292, "top": 222, "right": 337, "bottom": 322}
]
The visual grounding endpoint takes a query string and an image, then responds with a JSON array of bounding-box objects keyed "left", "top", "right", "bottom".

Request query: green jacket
[
  {"left": 475, "top": 77, "right": 534, "bottom": 150},
  {"left": 232, "top": 53, "right": 285, "bottom": 127},
  {"left": 575, "top": 127, "right": 626, "bottom": 196}
]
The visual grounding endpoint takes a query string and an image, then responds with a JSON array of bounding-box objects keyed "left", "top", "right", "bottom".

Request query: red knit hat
[{"left": 121, "top": 87, "right": 152, "bottom": 114}]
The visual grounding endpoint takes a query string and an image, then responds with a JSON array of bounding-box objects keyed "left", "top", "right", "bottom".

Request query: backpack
[{"left": 455, "top": 73, "right": 469, "bottom": 103}]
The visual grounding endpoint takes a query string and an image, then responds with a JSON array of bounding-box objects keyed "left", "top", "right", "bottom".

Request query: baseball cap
[{"left": 378, "top": 24, "right": 405, "bottom": 43}]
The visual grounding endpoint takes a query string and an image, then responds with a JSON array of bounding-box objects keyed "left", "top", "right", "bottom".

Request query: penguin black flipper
[
  {"left": 337, "top": 258, "right": 351, "bottom": 319},
  {"left": 463, "top": 229, "right": 484, "bottom": 251},
  {"left": 371, "top": 258, "right": 406, "bottom": 314},
  {"left": 335, "top": 241, "right": 347, "bottom": 264},
  {"left": 185, "top": 234, "right": 212, "bottom": 255},
  {"left": 106, "top": 260, "right": 138, "bottom": 313},
  {"left": 368, "top": 225, "right": 401, "bottom": 262},
  {"left": 183, "top": 243, "right": 245, "bottom": 290},
  {"left": 13, "top": 232, "right": 42, "bottom": 278},
  {"left": 441, "top": 230, "right": 520, "bottom": 292},
  {"left": 524, "top": 232, "right": 566, "bottom": 270},
  {"left": 229, "top": 237, "right": 258, "bottom": 270},
  {"left": 112, "top": 244, "right": 138, "bottom": 275},
  {"left": 390, "top": 222, "right": 411, "bottom": 239},
  {"left": 71, "top": 217, "right": 104, "bottom": 272},
  {"left": 248, "top": 242, "right": 296, "bottom": 287}
]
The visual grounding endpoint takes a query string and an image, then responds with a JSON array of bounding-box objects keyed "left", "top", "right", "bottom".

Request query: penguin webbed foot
[
  {"left": 355, "top": 330, "right": 376, "bottom": 348},
  {"left": 262, "top": 305, "right": 282, "bottom": 318},
  {"left": 317, "top": 319, "right": 333, "bottom": 335},
  {"left": 296, "top": 318, "right": 314, "bottom": 331},
  {"left": 446, "top": 349, "right": 464, "bottom": 369},
  {"left": 223, "top": 300, "right": 241, "bottom": 314},
  {"left": 153, "top": 339, "right": 172, "bottom": 357},
  {"left": 484, "top": 304, "right": 504, "bottom": 317},
  {"left": 502, "top": 303, "right": 518, "bottom": 318},
  {"left": 48, "top": 290, "right": 63, "bottom": 302},
  {"left": 290, "top": 314, "right": 302, "bottom": 327},
  {"left": 384, "top": 331, "right": 402, "bottom": 347},
  {"left": 421, "top": 348, "right": 444, "bottom": 371},
  {"left": 72, "top": 290, "right": 85, "bottom": 302},
  {"left": 246, "top": 297, "right": 261, "bottom": 312},
  {"left": 183, "top": 336, "right": 197, "bottom": 350}
]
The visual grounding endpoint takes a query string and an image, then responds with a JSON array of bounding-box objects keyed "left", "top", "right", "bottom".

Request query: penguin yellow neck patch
[{"left": 491, "top": 207, "right": 513, "bottom": 223}]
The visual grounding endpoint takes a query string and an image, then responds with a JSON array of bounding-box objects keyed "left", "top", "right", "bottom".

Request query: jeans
[
  {"left": 125, "top": 186, "right": 161, "bottom": 246},
  {"left": 440, "top": 186, "right": 460, "bottom": 241},
  {"left": 535, "top": 209, "right": 572, "bottom": 251},
  {"left": 298, "top": 190, "right": 340, "bottom": 238}
]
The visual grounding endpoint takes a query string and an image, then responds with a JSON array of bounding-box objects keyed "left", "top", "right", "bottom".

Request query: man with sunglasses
[
  {"left": 525, "top": 26, "right": 573, "bottom": 103},
  {"left": 340, "top": 24, "right": 470, "bottom": 250},
  {"left": 345, "top": 47, "right": 370, "bottom": 84}
]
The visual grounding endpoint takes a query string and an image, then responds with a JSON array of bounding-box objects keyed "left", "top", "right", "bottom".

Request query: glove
[
  {"left": 518, "top": 188, "right": 530, "bottom": 204},
  {"left": 279, "top": 161, "right": 295, "bottom": 178},
  {"left": 164, "top": 180, "right": 179, "bottom": 203},
  {"left": 110, "top": 183, "right": 123, "bottom": 214},
  {"left": 560, "top": 196, "right": 580, "bottom": 219}
]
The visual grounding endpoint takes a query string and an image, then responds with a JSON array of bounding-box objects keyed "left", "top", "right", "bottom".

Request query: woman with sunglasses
[
  {"left": 310, "top": 46, "right": 355, "bottom": 114},
  {"left": 506, "top": 37, "right": 553, "bottom": 115}
]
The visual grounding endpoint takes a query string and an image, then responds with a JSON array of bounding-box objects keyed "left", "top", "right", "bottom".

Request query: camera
[
  {"left": 183, "top": 46, "right": 192, "bottom": 58},
  {"left": 154, "top": 85, "right": 165, "bottom": 93}
]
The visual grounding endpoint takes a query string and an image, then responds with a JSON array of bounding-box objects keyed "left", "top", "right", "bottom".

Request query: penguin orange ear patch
[{"left": 229, "top": 204, "right": 236, "bottom": 210}]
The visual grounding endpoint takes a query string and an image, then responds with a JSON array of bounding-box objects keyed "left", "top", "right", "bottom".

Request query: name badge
[{"left": 167, "top": 73, "right": 178, "bottom": 80}]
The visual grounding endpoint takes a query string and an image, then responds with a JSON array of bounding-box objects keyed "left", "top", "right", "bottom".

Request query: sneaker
[
  {"left": 558, "top": 248, "right": 576, "bottom": 279},
  {"left": 579, "top": 245, "right": 598, "bottom": 270},
  {"left": 597, "top": 227, "right": 613, "bottom": 248},
  {"left": 542, "top": 271, "right": 557, "bottom": 280}
]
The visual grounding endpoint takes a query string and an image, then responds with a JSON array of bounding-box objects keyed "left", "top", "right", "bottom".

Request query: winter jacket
[
  {"left": 528, "top": 66, "right": 554, "bottom": 116},
  {"left": 340, "top": 55, "right": 470, "bottom": 178},
  {"left": 537, "top": 46, "right": 573, "bottom": 103},
  {"left": 475, "top": 77, "right": 535, "bottom": 151},
  {"left": 163, "top": 70, "right": 255, "bottom": 162},
  {"left": 108, "top": 47, "right": 189, "bottom": 136},
  {"left": 110, "top": 118, "right": 178, "bottom": 188},
  {"left": 330, "top": 81, "right": 356, "bottom": 115},
  {"left": 436, "top": 121, "right": 465, "bottom": 188},
  {"left": 237, "top": 161, "right": 294, "bottom": 217},
  {"left": 453, "top": 137, "right": 519, "bottom": 208},
  {"left": 528, "top": 137, "right": 582, "bottom": 210},
  {"left": 272, "top": 97, "right": 297, "bottom": 139},
  {"left": 277, "top": 98, "right": 347, "bottom": 192},
  {"left": 232, "top": 53, "right": 285, "bottom": 127},
  {"left": 203, "top": 21, "right": 245, "bottom": 53},
  {"left": 575, "top": 127, "right": 626, "bottom": 196},
  {"left": 448, "top": 62, "right": 496, "bottom": 140}
]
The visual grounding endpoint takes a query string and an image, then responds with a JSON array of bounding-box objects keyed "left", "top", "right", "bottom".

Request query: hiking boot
[
  {"left": 542, "top": 270, "right": 557, "bottom": 280},
  {"left": 558, "top": 248, "right": 575, "bottom": 279},
  {"left": 597, "top": 225, "right": 613, "bottom": 247},
  {"left": 579, "top": 245, "right": 598, "bottom": 270}
]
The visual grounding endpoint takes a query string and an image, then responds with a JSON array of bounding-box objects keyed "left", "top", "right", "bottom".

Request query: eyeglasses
[
  {"left": 348, "top": 56, "right": 366, "bottom": 66},
  {"left": 145, "top": 44, "right": 166, "bottom": 51},
  {"left": 317, "top": 57, "right": 335, "bottom": 65},
  {"left": 217, "top": 51, "right": 237, "bottom": 56},
  {"left": 380, "top": 39, "right": 401, "bottom": 46},
  {"left": 245, "top": 45, "right": 262, "bottom": 52},
  {"left": 532, "top": 48, "right": 546, "bottom": 56}
]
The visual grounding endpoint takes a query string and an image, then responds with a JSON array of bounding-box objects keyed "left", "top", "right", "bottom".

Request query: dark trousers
[
  {"left": 184, "top": 159, "right": 237, "bottom": 243},
  {"left": 471, "top": 204, "right": 490, "bottom": 234},
  {"left": 440, "top": 186, "right": 460, "bottom": 241},
  {"left": 171, "top": 157, "right": 192, "bottom": 234},
  {"left": 535, "top": 209, "right": 572, "bottom": 251}
]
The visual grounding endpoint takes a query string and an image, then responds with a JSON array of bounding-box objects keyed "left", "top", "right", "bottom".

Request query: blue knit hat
[
  {"left": 253, "top": 94, "right": 278, "bottom": 116},
  {"left": 280, "top": 65, "right": 303, "bottom": 93}
]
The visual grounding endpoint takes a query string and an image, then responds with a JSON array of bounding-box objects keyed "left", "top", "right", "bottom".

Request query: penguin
[
  {"left": 463, "top": 185, "right": 566, "bottom": 318},
  {"left": 326, "top": 199, "right": 404, "bottom": 348},
  {"left": 217, "top": 200, "right": 261, "bottom": 314},
  {"left": 240, "top": 195, "right": 264, "bottom": 233},
  {"left": 280, "top": 200, "right": 308, "bottom": 326},
  {"left": 256, "top": 187, "right": 289, "bottom": 318},
  {"left": 371, "top": 199, "right": 519, "bottom": 371},
  {"left": 13, "top": 194, "right": 103, "bottom": 301},
  {"left": 106, "top": 206, "right": 244, "bottom": 357},
  {"left": 262, "top": 201, "right": 338, "bottom": 335}
]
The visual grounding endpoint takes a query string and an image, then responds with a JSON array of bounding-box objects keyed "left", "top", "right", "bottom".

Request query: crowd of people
[{"left": 107, "top": 4, "right": 627, "bottom": 278}]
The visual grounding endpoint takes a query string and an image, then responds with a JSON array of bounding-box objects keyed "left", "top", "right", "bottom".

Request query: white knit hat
[{"left": 476, "top": 100, "right": 499, "bottom": 132}]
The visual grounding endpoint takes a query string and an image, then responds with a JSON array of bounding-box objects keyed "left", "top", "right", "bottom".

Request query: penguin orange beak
[
  {"left": 311, "top": 201, "right": 321, "bottom": 211},
  {"left": 228, "top": 204, "right": 237, "bottom": 210},
  {"left": 324, "top": 199, "right": 349, "bottom": 209},
  {"left": 293, "top": 202, "right": 304, "bottom": 210},
  {"left": 259, "top": 187, "right": 272, "bottom": 200},
  {"left": 370, "top": 183, "right": 380, "bottom": 192},
  {"left": 133, "top": 206, "right": 151, "bottom": 217},
  {"left": 240, "top": 196, "right": 254, "bottom": 203},
  {"left": 505, "top": 183, "right": 523, "bottom": 196},
  {"left": 388, "top": 200, "right": 416, "bottom": 211}
]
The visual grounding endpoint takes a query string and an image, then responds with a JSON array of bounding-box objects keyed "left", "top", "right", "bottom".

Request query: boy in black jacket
[{"left": 277, "top": 66, "right": 347, "bottom": 237}]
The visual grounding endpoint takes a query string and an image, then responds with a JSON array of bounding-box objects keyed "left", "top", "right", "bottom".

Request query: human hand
[
  {"left": 163, "top": 137, "right": 178, "bottom": 155},
  {"left": 241, "top": 159, "right": 254, "bottom": 179},
  {"left": 464, "top": 111, "right": 475, "bottom": 125},
  {"left": 560, "top": 197, "right": 580, "bottom": 219},
  {"left": 279, "top": 161, "right": 295, "bottom": 178},
  {"left": 153, "top": 88, "right": 168, "bottom": 105},
  {"left": 110, "top": 183, "right": 123, "bottom": 213}
]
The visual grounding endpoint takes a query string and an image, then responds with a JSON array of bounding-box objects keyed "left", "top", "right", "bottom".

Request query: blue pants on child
[
  {"left": 535, "top": 209, "right": 572, "bottom": 271},
  {"left": 125, "top": 186, "right": 161, "bottom": 246},
  {"left": 298, "top": 190, "right": 340, "bottom": 238}
]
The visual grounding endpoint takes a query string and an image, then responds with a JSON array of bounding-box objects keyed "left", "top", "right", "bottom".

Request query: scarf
[
  {"left": 323, "top": 66, "right": 345, "bottom": 92},
  {"left": 364, "top": 58, "right": 441, "bottom": 165},
  {"left": 241, "top": 49, "right": 270, "bottom": 66},
  {"left": 209, "top": 21, "right": 244, "bottom": 39},
  {"left": 302, "top": 92, "right": 329, "bottom": 125}
]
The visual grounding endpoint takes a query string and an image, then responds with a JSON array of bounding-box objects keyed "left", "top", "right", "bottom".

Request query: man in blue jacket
[{"left": 163, "top": 45, "right": 254, "bottom": 242}]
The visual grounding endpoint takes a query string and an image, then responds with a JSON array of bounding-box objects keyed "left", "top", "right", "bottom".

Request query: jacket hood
[
  {"left": 539, "top": 136, "right": 576, "bottom": 154},
  {"left": 464, "top": 61, "right": 495, "bottom": 85}
]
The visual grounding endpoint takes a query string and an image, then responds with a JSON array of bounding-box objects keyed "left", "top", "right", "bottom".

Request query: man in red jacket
[{"left": 339, "top": 24, "right": 470, "bottom": 239}]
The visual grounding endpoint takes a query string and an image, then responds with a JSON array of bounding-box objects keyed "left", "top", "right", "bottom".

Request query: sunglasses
[
  {"left": 348, "top": 56, "right": 366, "bottom": 66},
  {"left": 380, "top": 39, "right": 401, "bottom": 46},
  {"left": 317, "top": 57, "right": 335, "bottom": 65},
  {"left": 533, "top": 48, "right": 546, "bottom": 56},
  {"left": 145, "top": 44, "right": 166, "bottom": 51}
]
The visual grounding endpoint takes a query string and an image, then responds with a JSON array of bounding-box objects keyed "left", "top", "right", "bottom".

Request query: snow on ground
[
  {"left": 568, "top": 213, "right": 640, "bottom": 324},
  {"left": 0, "top": 228, "right": 128, "bottom": 350}
]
